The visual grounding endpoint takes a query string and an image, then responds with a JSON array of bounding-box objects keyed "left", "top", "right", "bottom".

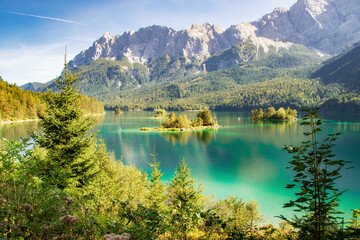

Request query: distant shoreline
[
  {"left": 141, "top": 125, "right": 219, "bottom": 132},
  {"left": 0, "top": 112, "right": 105, "bottom": 125},
  {"left": 0, "top": 118, "right": 40, "bottom": 125}
]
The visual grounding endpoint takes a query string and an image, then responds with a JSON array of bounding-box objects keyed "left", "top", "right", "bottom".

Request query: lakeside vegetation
[
  {"left": 0, "top": 77, "right": 104, "bottom": 122},
  {"left": 1, "top": 64, "right": 359, "bottom": 239},
  {"left": 114, "top": 107, "right": 123, "bottom": 114},
  {"left": 250, "top": 107, "right": 297, "bottom": 121},
  {"left": 141, "top": 109, "right": 218, "bottom": 132},
  {"left": 154, "top": 109, "right": 166, "bottom": 118}
]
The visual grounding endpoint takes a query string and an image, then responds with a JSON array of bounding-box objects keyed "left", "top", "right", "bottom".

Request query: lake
[{"left": 1, "top": 111, "right": 360, "bottom": 224}]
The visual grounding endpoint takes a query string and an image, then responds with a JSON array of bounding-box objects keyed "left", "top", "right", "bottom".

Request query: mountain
[
  {"left": 254, "top": 0, "right": 360, "bottom": 53},
  {"left": 310, "top": 42, "right": 360, "bottom": 112},
  {"left": 311, "top": 42, "right": 360, "bottom": 90},
  {"left": 1, "top": 77, "right": 104, "bottom": 121},
  {"left": 25, "top": 42, "right": 324, "bottom": 99},
  {"left": 68, "top": 23, "right": 293, "bottom": 70},
  {"left": 20, "top": 82, "right": 46, "bottom": 92},
  {"left": 20, "top": 0, "right": 360, "bottom": 113},
  {"left": 67, "top": 0, "right": 360, "bottom": 70}
]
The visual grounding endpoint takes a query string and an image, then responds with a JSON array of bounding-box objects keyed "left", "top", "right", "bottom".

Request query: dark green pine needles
[{"left": 32, "top": 62, "right": 98, "bottom": 189}]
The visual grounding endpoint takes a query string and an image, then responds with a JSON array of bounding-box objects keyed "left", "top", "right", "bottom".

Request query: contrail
[{"left": 3, "top": 11, "right": 86, "bottom": 25}]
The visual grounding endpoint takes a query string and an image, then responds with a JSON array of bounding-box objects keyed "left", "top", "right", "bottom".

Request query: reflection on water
[
  {"left": 92, "top": 114, "right": 106, "bottom": 125},
  {"left": 160, "top": 129, "right": 215, "bottom": 145},
  {"left": 0, "top": 114, "right": 106, "bottom": 141},
  {"left": 0, "top": 121, "right": 39, "bottom": 140}
]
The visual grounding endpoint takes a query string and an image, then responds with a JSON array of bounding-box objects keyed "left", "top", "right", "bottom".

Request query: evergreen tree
[
  {"left": 147, "top": 146, "right": 166, "bottom": 211},
  {"left": 32, "top": 57, "right": 98, "bottom": 189},
  {"left": 349, "top": 209, "right": 360, "bottom": 229},
  {"left": 167, "top": 158, "right": 203, "bottom": 239},
  {"left": 346, "top": 209, "right": 360, "bottom": 238}
]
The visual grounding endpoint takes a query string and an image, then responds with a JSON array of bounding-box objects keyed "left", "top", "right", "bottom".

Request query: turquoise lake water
[{"left": 2, "top": 111, "right": 360, "bottom": 224}]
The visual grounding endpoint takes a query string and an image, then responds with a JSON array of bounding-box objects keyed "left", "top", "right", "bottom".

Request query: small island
[
  {"left": 251, "top": 107, "right": 297, "bottom": 121},
  {"left": 114, "top": 107, "right": 123, "bottom": 114},
  {"left": 141, "top": 109, "right": 219, "bottom": 131},
  {"left": 153, "top": 109, "right": 166, "bottom": 118}
]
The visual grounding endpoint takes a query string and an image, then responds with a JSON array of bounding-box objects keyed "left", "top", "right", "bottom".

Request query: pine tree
[
  {"left": 167, "top": 158, "right": 203, "bottom": 239},
  {"left": 348, "top": 209, "right": 360, "bottom": 229},
  {"left": 32, "top": 52, "right": 97, "bottom": 189},
  {"left": 147, "top": 146, "right": 166, "bottom": 211}
]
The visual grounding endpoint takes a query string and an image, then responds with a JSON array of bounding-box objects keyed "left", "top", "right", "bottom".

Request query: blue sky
[{"left": 0, "top": 0, "right": 296, "bottom": 85}]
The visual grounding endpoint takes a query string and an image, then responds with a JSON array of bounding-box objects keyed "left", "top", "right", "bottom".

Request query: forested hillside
[
  {"left": 0, "top": 78, "right": 45, "bottom": 121},
  {"left": 0, "top": 77, "right": 104, "bottom": 122},
  {"left": 311, "top": 43, "right": 360, "bottom": 91}
]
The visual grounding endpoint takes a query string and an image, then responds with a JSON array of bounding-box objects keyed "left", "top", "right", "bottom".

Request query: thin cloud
[{"left": 3, "top": 11, "right": 86, "bottom": 25}]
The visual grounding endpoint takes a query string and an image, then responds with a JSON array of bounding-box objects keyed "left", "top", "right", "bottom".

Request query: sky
[{"left": 0, "top": 0, "right": 297, "bottom": 86}]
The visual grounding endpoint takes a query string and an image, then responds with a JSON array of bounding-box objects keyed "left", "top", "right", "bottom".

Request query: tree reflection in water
[{"left": 160, "top": 129, "right": 216, "bottom": 146}]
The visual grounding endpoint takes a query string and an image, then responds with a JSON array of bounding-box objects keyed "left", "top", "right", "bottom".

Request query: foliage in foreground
[
  {"left": 280, "top": 108, "right": 352, "bottom": 240},
  {"left": 1, "top": 137, "right": 358, "bottom": 239},
  {"left": 1, "top": 137, "right": 284, "bottom": 239}
]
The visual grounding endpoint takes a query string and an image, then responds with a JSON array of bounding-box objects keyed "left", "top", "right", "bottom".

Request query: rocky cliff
[
  {"left": 68, "top": 23, "right": 291, "bottom": 69},
  {"left": 254, "top": 0, "right": 360, "bottom": 53},
  {"left": 68, "top": 0, "right": 360, "bottom": 69}
]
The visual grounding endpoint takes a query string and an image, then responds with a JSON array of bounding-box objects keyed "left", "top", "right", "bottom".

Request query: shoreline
[
  {"left": 0, "top": 112, "right": 106, "bottom": 125},
  {"left": 0, "top": 118, "right": 40, "bottom": 125},
  {"left": 141, "top": 125, "right": 219, "bottom": 132}
]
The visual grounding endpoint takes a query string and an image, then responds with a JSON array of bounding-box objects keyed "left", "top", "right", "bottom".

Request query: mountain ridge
[{"left": 67, "top": 0, "right": 360, "bottom": 70}]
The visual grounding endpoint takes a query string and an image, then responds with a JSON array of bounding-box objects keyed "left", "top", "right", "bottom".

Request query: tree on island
[
  {"left": 115, "top": 107, "right": 122, "bottom": 114},
  {"left": 161, "top": 109, "right": 216, "bottom": 129},
  {"left": 196, "top": 108, "right": 214, "bottom": 125},
  {"left": 251, "top": 107, "right": 297, "bottom": 120},
  {"left": 154, "top": 109, "right": 166, "bottom": 118},
  {"left": 161, "top": 112, "right": 188, "bottom": 128}
]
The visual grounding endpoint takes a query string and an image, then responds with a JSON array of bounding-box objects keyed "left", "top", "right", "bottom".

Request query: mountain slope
[
  {"left": 20, "top": 82, "right": 47, "bottom": 92},
  {"left": 254, "top": 0, "right": 360, "bottom": 53},
  {"left": 311, "top": 42, "right": 360, "bottom": 90},
  {"left": 98, "top": 53, "right": 333, "bottom": 111},
  {"left": 0, "top": 77, "right": 45, "bottom": 121}
]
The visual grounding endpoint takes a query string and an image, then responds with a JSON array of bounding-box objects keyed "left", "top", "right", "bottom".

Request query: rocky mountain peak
[
  {"left": 255, "top": 0, "right": 360, "bottom": 53},
  {"left": 68, "top": 0, "right": 360, "bottom": 69},
  {"left": 295, "top": 0, "right": 328, "bottom": 17}
]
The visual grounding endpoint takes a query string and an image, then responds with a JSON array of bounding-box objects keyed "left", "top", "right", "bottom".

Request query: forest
[
  {"left": 0, "top": 77, "right": 104, "bottom": 122},
  {"left": 1, "top": 67, "right": 359, "bottom": 240}
]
